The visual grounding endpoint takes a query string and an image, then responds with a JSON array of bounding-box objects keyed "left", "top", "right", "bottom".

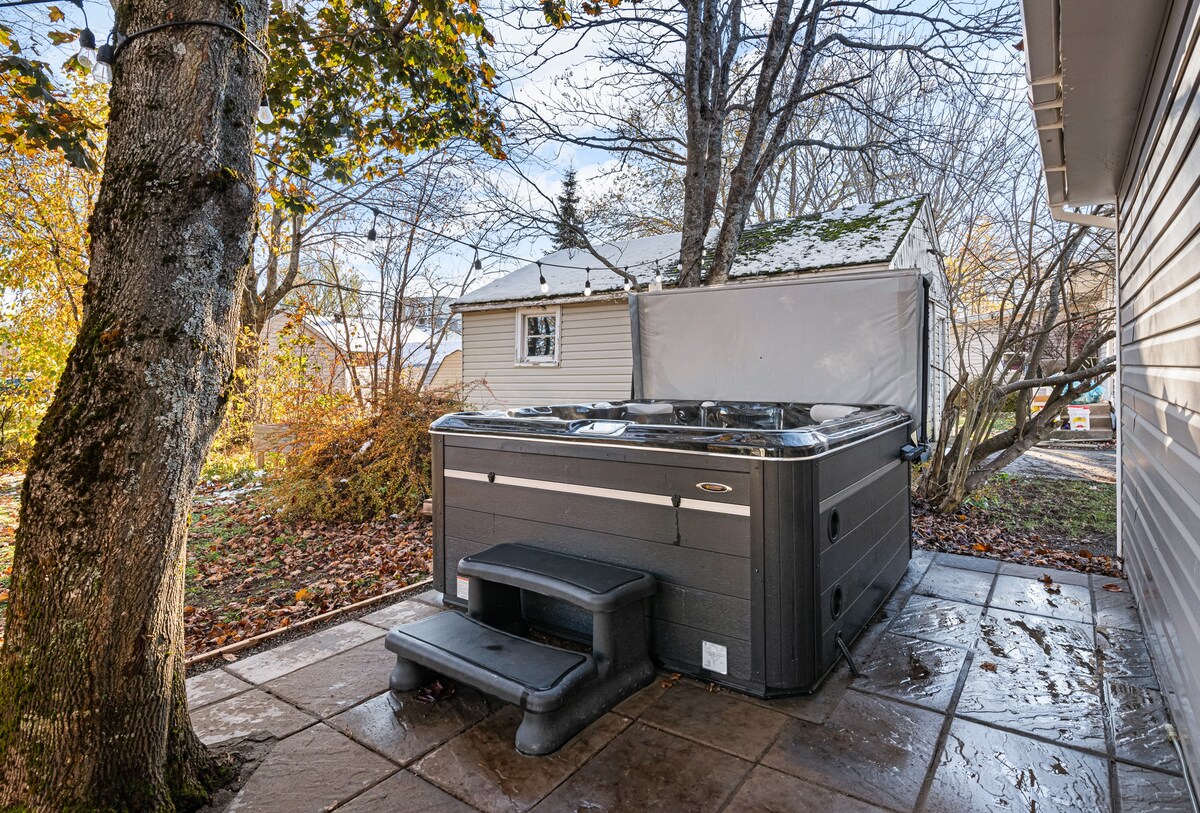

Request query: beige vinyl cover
[{"left": 632, "top": 269, "right": 925, "bottom": 422}]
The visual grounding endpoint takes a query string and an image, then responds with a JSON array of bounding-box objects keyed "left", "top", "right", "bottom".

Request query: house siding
[
  {"left": 428, "top": 349, "right": 462, "bottom": 391},
  {"left": 1116, "top": 0, "right": 1200, "bottom": 776},
  {"left": 261, "top": 312, "right": 348, "bottom": 394},
  {"left": 461, "top": 300, "right": 634, "bottom": 408}
]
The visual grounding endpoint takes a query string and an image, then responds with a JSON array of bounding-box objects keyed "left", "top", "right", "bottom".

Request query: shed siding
[
  {"left": 427, "top": 349, "right": 462, "bottom": 391},
  {"left": 1116, "top": 0, "right": 1200, "bottom": 775},
  {"left": 461, "top": 300, "right": 634, "bottom": 408}
]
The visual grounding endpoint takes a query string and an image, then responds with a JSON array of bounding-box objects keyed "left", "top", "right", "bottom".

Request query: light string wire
[
  {"left": 111, "top": 20, "right": 270, "bottom": 62},
  {"left": 253, "top": 152, "right": 682, "bottom": 277}
]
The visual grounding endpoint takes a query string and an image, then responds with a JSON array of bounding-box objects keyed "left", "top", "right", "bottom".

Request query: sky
[{"left": 5, "top": 0, "right": 1031, "bottom": 302}]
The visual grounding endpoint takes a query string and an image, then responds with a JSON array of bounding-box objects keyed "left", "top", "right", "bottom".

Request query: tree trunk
[{"left": 0, "top": 0, "right": 267, "bottom": 807}]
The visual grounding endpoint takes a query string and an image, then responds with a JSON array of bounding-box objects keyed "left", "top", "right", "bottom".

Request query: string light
[
  {"left": 86, "top": 20, "right": 270, "bottom": 86},
  {"left": 257, "top": 95, "right": 274, "bottom": 125},
  {"left": 538, "top": 262, "right": 548, "bottom": 294},
  {"left": 367, "top": 209, "right": 379, "bottom": 241},
  {"left": 583, "top": 268, "right": 592, "bottom": 297},
  {"left": 623, "top": 268, "right": 632, "bottom": 292},
  {"left": 655, "top": 264, "right": 664, "bottom": 285},
  {"left": 256, "top": 152, "right": 682, "bottom": 276},
  {"left": 92, "top": 34, "right": 115, "bottom": 84},
  {"left": 473, "top": 249, "right": 482, "bottom": 271},
  {"left": 76, "top": 27, "right": 97, "bottom": 70}
]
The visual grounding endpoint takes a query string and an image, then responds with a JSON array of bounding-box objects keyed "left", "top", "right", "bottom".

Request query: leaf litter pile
[
  {"left": 912, "top": 496, "right": 1121, "bottom": 578},
  {"left": 185, "top": 478, "right": 431, "bottom": 657}
]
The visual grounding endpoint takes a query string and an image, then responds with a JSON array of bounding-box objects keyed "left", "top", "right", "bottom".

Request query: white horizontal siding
[
  {"left": 1117, "top": 0, "right": 1200, "bottom": 781},
  {"left": 428, "top": 349, "right": 462, "bottom": 390},
  {"left": 461, "top": 301, "right": 634, "bottom": 408}
]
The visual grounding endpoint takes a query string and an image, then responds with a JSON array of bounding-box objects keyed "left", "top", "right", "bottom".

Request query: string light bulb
[
  {"left": 655, "top": 264, "right": 664, "bottom": 285},
  {"left": 623, "top": 269, "right": 632, "bottom": 292},
  {"left": 366, "top": 209, "right": 379, "bottom": 241},
  {"left": 77, "top": 28, "right": 97, "bottom": 70},
  {"left": 538, "top": 262, "right": 548, "bottom": 295},
  {"left": 257, "top": 95, "right": 274, "bottom": 125},
  {"left": 583, "top": 268, "right": 592, "bottom": 297},
  {"left": 473, "top": 248, "right": 482, "bottom": 271},
  {"left": 92, "top": 41, "right": 115, "bottom": 84}
]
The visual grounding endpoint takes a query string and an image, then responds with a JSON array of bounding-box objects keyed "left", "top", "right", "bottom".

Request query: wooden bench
[{"left": 385, "top": 543, "right": 656, "bottom": 755}]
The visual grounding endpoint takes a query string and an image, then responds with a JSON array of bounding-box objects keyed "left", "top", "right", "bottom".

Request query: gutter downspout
[
  {"left": 1114, "top": 219, "right": 1124, "bottom": 564},
  {"left": 1049, "top": 204, "right": 1118, "bottom": 230}
]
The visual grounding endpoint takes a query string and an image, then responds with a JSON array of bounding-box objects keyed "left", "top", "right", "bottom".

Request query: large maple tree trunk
[{"left": 0, "top": 0, "right": 267, "bottom": 807}]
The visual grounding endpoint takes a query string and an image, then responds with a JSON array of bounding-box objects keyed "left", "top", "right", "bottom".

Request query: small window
[{"left": 516, "top": 308, "right": 560, "bottom": 365}]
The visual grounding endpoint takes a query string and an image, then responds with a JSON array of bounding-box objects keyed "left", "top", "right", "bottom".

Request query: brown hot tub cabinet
[{"left": 429, "top": 400, "right": 913, "bottom": 697}]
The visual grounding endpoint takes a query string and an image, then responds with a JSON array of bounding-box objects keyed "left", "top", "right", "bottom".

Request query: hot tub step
[
  {"left": 458, "top": 543, "right": 657, "bottom": 612},
  {"left": 388, "top": 544, "right": 657, "bottom": 755},
  {"left": 385, "top": 611, "right": 596, "bottom": 711}
]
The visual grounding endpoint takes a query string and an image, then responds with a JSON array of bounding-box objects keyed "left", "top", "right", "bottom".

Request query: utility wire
[
  {"left": 0, "top": 0, "right": 79, "bottom": 7},
  {"left": 253, "top": 152, "right": 682, "bottom": 275}
]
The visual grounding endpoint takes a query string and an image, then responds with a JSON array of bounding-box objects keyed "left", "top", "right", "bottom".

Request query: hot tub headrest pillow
[
  {"left": 625, "top": 403, "right": 675, "bottom": 415},
  {"left": 810, "top": 404, "right": 859, "bottom": 423}
]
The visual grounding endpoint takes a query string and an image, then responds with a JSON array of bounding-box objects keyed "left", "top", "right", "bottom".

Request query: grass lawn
[
  {"left": 973, "top": 474, "right": 1117, "bottom": 554},
  {"left": 914, "top": 472, "right": 1119, "bottom": 575}
]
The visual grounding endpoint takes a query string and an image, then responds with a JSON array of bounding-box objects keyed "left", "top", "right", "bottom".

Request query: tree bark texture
[{"left": 0, "top": 0, "right": 268, "bottom": 808}]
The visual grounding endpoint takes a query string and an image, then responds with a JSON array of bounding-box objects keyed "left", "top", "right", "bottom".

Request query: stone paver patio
[{"left": 188, "top": 550, "right": 1191, "bottom": 812}]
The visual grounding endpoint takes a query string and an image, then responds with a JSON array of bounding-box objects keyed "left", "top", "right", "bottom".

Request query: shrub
[{"left": 271, "top": 387, "right": 465, "bottom": 521}]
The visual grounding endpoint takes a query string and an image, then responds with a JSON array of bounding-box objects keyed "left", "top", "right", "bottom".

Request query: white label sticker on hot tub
[
  {"left": 456, "top": 576, "right": 470, "bottom": 600},
  {"left": 701, "top": 641, "right": 728, "bottom": 674}
]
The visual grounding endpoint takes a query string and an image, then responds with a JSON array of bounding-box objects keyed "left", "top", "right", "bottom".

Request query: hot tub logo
[{"left": 696, "top": 482, "right": 733, "bottom": 494}]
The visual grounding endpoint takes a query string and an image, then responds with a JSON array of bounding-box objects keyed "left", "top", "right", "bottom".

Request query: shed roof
[{"left": 455, "top": 197, "right": 927, "bottom": 309}]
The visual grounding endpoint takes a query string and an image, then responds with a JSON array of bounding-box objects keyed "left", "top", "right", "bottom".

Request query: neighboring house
[
  {"left": 1023, "top": 0, "right": 1200, "bottom": 781},
  {"left": 453, "top": 197, "right": 949, "bottom": 418},
  {"left": 261, "top": 311, "right": 461, "bottom": 398},
  {"left": 427, "top": 348, "right": 462, "bottom": 391},
  {"left": 959, "top": 263, "right": 1118, "bottom": 398}
]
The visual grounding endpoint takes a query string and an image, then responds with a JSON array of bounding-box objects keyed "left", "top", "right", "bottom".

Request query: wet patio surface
[{"left": 189, "top": 550, "right": 1191, "bottom": 812}]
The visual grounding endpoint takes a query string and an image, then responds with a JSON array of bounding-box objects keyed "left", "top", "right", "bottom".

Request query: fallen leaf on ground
[
  {"left": 980, "top": 662, "right": 998, "bottom": 672},
  {"left": 911, "top": 498, "right": 1120, "bottom": 578},
  {"left": 1102, "top": 583, "right": 1124, "bottom": 592},
  {"left": 181, "top": 480, "right": 433, "bottom": 658},
  {"left": 416, "top": 678, "right": 456, "bottom": 703}
]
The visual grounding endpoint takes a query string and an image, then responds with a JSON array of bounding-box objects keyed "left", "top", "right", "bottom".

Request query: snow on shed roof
[{"left": 455, "top": 196, "right": 926, "bottom": 308}]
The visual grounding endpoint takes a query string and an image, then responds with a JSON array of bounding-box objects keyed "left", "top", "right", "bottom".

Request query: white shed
[{"left": 453, "top": 196, "right": 948, "bottom": 425}]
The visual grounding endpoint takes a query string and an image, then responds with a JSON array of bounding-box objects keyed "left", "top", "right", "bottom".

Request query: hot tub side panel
[
  {"left": 758, "top": 456, "right": 819, "bottom": 694},
  {"left": 432, "top": 433, "right": 763, "bottom": 693},
  {"left": 813, "top": 425, "right": 912, "bottom": 680}
]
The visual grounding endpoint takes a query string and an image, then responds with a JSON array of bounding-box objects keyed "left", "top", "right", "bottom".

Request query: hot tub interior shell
[{"left": 430, "top": 400, "right": 912, "bottom": 697}]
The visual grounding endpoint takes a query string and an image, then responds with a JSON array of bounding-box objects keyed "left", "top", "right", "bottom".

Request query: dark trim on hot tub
[{"left": 430, "top": 425, "right": 909, "bottom": 462}]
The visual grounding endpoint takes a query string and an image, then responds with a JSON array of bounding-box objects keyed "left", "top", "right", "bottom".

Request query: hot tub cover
[{"left": 430, "top": 400, "right": 910, "bottom": 458}]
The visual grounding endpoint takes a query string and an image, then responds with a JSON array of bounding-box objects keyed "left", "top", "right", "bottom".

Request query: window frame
[{"left": 514, "top": 306, "right": 562, "bottom": 366}]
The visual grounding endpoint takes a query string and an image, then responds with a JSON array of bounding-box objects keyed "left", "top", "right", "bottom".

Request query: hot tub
[{"left": 428, "top": 400, "right": 913, "bottom": 697}]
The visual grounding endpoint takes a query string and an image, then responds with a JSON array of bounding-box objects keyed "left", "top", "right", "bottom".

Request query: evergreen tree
[{"left": 553, "top": 170, "right": 587, "bottom": 250}]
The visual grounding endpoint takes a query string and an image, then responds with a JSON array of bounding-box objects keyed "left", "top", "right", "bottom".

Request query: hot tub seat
[{"left": 386, "top": 544, "right": 657, "bottom": 755}]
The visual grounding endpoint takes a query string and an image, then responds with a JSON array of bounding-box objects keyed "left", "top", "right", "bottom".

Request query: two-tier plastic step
[{"left": 385, "top": 543, "right": 656, "bottom": 755}]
